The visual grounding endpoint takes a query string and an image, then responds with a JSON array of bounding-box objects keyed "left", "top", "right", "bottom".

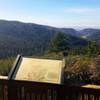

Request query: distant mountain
[
  {"left": 79, "top": 28, "right": 100, "bottom": 37},
  {"left": 87, "top": 32, "right": 100, "bottom": 45},
  {"left": 60, "top": 28, "right": 80, "bottom": 36},
  {"left": 79, "top": 28, "right": 100, "bottom": 45},
  {"left": 0, "top": 20, "right": 88, "bottom": 58}
]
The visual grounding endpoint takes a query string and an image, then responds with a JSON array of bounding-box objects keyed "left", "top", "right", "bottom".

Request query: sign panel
[{"left": 10, "top": 56, "right": 64, "bottom": 84}]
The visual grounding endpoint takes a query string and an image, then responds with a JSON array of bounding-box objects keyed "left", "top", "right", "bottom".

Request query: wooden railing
[
  {"left": 0, "top": 79, "right": 100, "bottom": 100},
  {"left": 0, "top": 79, "right": 8, "bottom": 100}
]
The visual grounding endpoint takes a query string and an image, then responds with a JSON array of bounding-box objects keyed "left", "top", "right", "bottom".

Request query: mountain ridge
[
  {"left": 0, "top": 19, "right": 99, "bottom": 58},
  {"left": 0, "top": 20, "right": 89, "bottom": 58},
  {"left": 0, "top": 19, "right": 100, "bottom": 35}
]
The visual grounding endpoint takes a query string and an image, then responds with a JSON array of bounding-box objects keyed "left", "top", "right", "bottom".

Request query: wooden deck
[{"left": 0, "top": 79, "right": 100, "bottom": 100}]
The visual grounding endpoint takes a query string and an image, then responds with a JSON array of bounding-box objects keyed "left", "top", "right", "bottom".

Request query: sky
[{"left": 0, "top": 0, "right": 100, "bottom": 28}]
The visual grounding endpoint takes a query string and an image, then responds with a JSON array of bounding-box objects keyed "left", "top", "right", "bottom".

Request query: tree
[
  {"left": 87, "top": 41, "right": 100, "bottom": 57},
  {"left": 49, "top": 32, "right": 70, "bottom": 54}
]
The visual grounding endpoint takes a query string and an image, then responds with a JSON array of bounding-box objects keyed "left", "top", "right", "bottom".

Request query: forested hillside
[
  {"left": 0, "top": 20, "right": 100, "bottom": 85},
  {"left": 0, "top": 20, "right": 88, "bottom": 58},
  {"left": 87, "top": 32, "right": 100, "bottom": 45},
  {"left": 43, "top": 32, "right": 100, "bottom": 85}
]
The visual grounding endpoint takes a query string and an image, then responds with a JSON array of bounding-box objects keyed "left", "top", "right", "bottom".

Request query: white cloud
[{"left": 65, "top": 7, "right": 100, "bottom": 13}]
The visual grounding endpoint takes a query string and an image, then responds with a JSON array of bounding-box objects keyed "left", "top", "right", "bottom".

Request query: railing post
[
  {"left": 58, "top": 84, "right": 65, "bottom": 100},
  {"left": 8, "top": 80, "right": 18, "bottom": 100},
  {"left": 8, "top": 80, "right": 13, "bottom": 100}
]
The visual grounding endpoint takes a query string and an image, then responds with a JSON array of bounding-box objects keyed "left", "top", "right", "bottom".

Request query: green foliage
[
  {"left": 49, "top": 32, "right": 70, "bottom": 53},
  {"left": 47, "top": 32, "right": 100, "bottom": 58},
  {"left": 0, "top": 57, "right": 15, "bottom": 75},
  {"left": 0, "top": 21, "right": 99, "bottom": 85},
  {"left": 64, "top": 55, "right": 100, "bottom": 85},
  {"left": 41, "top": 52, "right": 63, "bottom": 60},
  {"left": 87, "top": 41, "right": 100, "bottom": 57},
  {"left": 69, "top": 41, "right": 100, "bottom": 57}
]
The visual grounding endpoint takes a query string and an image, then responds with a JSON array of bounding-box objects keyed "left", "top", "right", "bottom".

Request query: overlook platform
[
  {"left": 0, "top": 55, "right": 100, "bottom": 100},
  {"left": 0, "top": 79, "right": 100, "bottom": 100}
]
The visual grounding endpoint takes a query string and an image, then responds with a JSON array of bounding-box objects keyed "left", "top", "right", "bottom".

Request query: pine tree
[{"left": 49, "top": 32, "right": 70, "bottom": 54}]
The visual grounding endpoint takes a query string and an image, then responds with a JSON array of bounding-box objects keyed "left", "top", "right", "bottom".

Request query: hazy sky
[{"left": 0, "top": 0, "right": 100, "bottom": 28}]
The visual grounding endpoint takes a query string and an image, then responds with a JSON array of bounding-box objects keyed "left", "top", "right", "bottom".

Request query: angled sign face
[{"left": 8, "top": 55, "right": 64, "bottom": 84}]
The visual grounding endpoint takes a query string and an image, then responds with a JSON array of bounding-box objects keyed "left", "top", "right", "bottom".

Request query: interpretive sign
[{"left": 8, "top": 55, "right": 64, "bottom": 84}]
